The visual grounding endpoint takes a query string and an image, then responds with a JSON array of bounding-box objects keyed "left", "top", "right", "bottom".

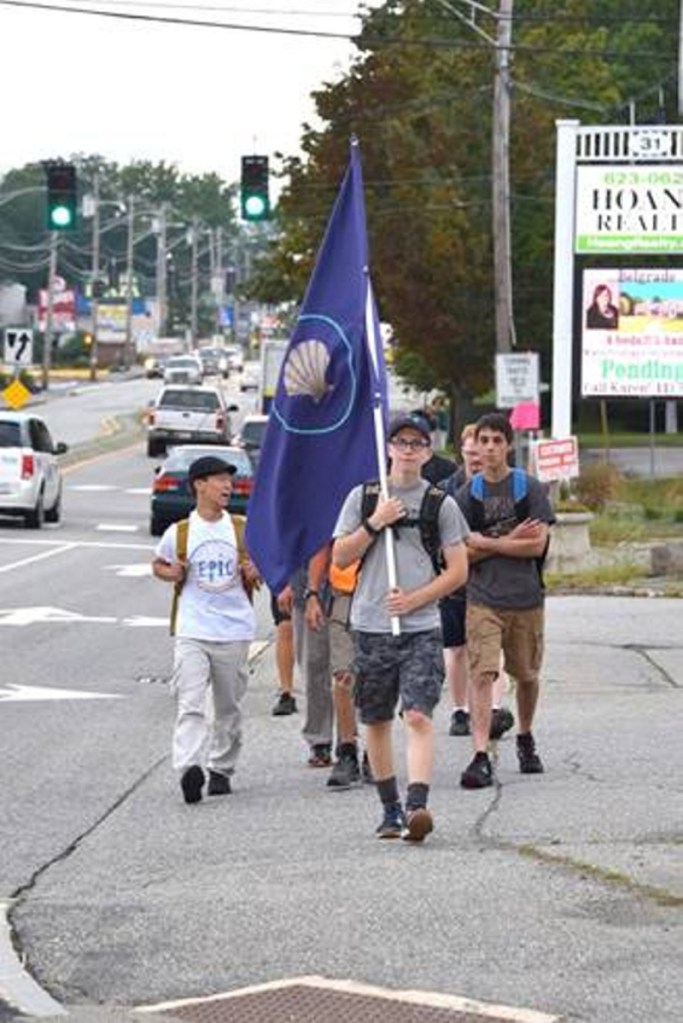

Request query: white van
[{"left": 0, "top": 412, "right": 67, "bottom": 528}]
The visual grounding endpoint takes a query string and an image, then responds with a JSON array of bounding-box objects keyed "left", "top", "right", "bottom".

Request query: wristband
[
  {"left": 303, "top": 589, "right": 319, "bottom": 601},
  {"left": 362, "top": 518, "right": 381, "bottom": 538}
]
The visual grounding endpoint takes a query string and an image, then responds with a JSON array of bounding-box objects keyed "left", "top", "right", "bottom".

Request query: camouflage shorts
[{"left": 352, "top": 629, "right": 445, "bottom": 724}]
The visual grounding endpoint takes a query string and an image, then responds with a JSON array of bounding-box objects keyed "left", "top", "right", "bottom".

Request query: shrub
[{"left": 574, "top": 462, "right": 624, "bottom": 511}]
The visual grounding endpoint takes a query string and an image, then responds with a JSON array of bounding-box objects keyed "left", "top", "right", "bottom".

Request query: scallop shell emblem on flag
[{"left": 283, "top": 339, "right": 332, "bottom": 402}]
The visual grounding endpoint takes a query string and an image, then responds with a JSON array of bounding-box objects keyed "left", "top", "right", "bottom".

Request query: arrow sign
[
  {"left": 3, "top": 328, "right": 33, "bottom": 367},
  {"left": 0, "top": 684, "right": 122, "bottom": 702}
]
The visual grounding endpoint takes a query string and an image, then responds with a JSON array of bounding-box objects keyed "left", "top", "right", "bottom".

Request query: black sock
[
  {"left": 406, "top": 782, "right": 429, "bottom": 811},
  {"left": 377, "top": 776, "right": 400, "bottom": 807},
  {"left": 339, "top": 741, "right": 358, "bottom": 759}
]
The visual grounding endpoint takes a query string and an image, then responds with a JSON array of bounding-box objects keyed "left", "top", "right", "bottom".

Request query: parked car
[
  {"left": 150, "top": 444, "right": 254, "bottom": 535},
  {"left": 0, "top": 412, "right": 67, "bottom": 528},
  {"left": 239, "top": 364, "right": 260, "bottom": 392},
  {"left": 234, "top": 413, "right": 268, "bottom": 468},
  {"left": 197, "top": 346, "right": 229, "bottom": 379},
  {"left": 163, "top": 354, "right": 203, "bottom": 386},
  {"left": 146, "top": 385, "right": 238, "bottom": 457}
]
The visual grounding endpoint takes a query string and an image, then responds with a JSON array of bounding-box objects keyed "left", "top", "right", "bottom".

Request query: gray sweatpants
[
  {"left": 292, "top": 605, "right": 334, "bottom": 747},
  {"left": 171, "top": 637, "right": 250, "bottom": 776}
]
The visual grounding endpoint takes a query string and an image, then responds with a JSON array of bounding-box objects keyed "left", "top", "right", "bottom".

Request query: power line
[{"left": 0, "top": 0, "right": 678, "bottom": 57}]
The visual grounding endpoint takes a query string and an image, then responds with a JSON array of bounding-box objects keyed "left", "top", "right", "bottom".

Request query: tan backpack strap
[
  {"left": 231, "top": 513, "right": 259, "bottom": 602},
  {"left": 169, "top": 518, "right": 190, "bottom": 636}
]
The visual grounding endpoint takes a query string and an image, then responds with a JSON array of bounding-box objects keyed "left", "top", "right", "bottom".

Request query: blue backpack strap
[
  {"left": 470, "top": 471, "right": 485, "bottom": 500},
  {"left": 511, "top": 467, "right": 528, "bottom": 503}
]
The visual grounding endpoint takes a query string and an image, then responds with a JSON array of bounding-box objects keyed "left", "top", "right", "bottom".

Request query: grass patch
[
  {"left": 578, "top": 431, "right": 683, "bottom": 448},
  {"left": 545, "top": 563, "right": 650, "bottom": 591}
]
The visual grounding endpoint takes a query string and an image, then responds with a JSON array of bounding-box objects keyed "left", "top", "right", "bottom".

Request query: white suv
[{"left": 0, "top": 412, "right": 68, "bottom": 528}]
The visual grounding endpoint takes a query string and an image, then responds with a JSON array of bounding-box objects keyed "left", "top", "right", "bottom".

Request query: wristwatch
[
  {"left": 303, "top": 588, "right": 319, "bottom": 601},
  {"left": 362, "top": 518, "right": 381, "bottom": 538}
]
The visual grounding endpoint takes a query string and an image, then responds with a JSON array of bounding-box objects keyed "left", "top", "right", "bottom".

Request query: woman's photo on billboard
[{"left": 586, "top": 283, "right": 619, "bottom": 330}]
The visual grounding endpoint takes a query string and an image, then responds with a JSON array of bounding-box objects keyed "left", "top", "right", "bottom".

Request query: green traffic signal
[
  {"left": 241, "top": 155, "right": 270, "bottom": 222},
  {"left": 45, "top": 163, "right": 77, "bottom": 232},
  {"left": 49, "top": 204, "right": 74, "bottom": 229}
]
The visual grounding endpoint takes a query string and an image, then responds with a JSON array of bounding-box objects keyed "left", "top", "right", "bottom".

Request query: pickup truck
[{"left": 146, "top": 385, "right": 238, "bottom": 457}]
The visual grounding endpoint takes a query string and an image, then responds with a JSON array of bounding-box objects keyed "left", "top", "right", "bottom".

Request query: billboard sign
[
  {"left": 575, "top": 165, "right": 683, "bottom": 253},
  {"left": 581, "top": 268, "right": 683, "bottom": 398}
]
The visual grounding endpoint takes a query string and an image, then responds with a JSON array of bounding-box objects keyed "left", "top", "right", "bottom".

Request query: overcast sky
[{"left": 0, "top": 0, "right": 381, "bottom": 183}]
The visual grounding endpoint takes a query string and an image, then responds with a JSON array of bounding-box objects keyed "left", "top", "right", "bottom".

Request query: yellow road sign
[{"left": 2, "top": 377, "right": 32, "bottom": 410}]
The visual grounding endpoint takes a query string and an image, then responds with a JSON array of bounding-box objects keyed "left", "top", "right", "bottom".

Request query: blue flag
[{"left": 245, "top": 139, "right": 388, "bottom": 593}]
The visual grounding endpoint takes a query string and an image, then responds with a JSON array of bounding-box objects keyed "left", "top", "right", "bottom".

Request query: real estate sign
[
  {"left": 581, "top": 268, "right": 683, "bottom": 398},
  {"left": 575, "top": 165, "right": 683, "bottom": 253}
]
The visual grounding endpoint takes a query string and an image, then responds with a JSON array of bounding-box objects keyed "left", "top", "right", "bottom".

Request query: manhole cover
[{"left": 139, "top": 977, "right": 560, "bottom": 1023}]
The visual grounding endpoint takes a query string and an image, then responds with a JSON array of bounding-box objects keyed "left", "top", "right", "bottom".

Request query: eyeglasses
[{"left": 390, "top": 437, "right": 429, "bottom": 451}]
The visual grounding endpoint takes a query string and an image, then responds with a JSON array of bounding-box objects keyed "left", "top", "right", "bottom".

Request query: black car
[{"left": 150, "top": 444, "right": 254, "bottom": 536}]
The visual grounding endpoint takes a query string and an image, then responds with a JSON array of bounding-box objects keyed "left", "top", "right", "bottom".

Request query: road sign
[
  {"left": 3, "top": 328, "right": 33, "bottom": 367},
  {"left": 495, "top": 352, "right": 540, "bottom": 408},
  {"left": 1, "top": 378, "right": 32, "bottom": 410},
  {"left": 532, "top": 436, "right": 580, "bottom": 482}
]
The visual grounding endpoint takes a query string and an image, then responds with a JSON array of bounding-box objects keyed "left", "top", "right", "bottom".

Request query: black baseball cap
[
  {"left": 188, "top": 455, "right": 237, "bottom": 489},
  {"left": 388, "top": 413, "right": 432, "bottom": 442}
]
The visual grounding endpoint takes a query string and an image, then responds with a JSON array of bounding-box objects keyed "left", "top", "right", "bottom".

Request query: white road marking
[
  {"left": 0, "top": 544, "right": 75, "bottom": 574},
  {"left": 0, "top": 683, "right": 122, "bottom": 703},
  {"left": 0, "top": 607, "right": 117, "bottom": 626},
  {"left": 125, "top": 487, "right": 151, "bottom": 495},
  {"left": 0, "top": 538, "right": 153, "bottom": 550},
  {"left": 105, "top": 564, "right": 152, "bottom": 577},
  {"left": 68, "top": 484, "right": 117, "bottom": 492},
  {"left": 123, "top": 615, "right": 168, "bottom": 627},
  {"left": 95, "top": 524, "right": 139, "bottom": 533}
]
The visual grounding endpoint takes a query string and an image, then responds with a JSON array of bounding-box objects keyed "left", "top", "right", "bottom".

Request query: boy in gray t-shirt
[{"left": 333, "top": 413, "right": 469, "bottom": 843}]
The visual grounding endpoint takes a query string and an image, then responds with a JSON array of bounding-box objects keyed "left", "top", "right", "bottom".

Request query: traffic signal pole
[
  {"left": 90, "top": 173, "right": 100, "bottom": 381},
  {"left": 42, "top": 232, "right": 58, "bottom": 391},
  {"left": 124, "top": 196, "right": 135, "bottom": 370}
]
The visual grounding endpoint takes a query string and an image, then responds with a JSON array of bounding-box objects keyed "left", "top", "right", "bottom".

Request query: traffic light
[
  {"left": 241, "top": 155, "right": 270, "bottom": 221},
  {"left": 45, "top": 163, "right": 77, "bottom": 231}
]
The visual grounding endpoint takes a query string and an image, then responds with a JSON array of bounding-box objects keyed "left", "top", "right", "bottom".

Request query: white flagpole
[{"left": 365, "top": 275, "right": 401, "bottom": 637}]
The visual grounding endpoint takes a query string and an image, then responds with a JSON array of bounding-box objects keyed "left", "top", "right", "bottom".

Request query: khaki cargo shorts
[
  {"left": 328, "top": 592, "right": 354, "bottom": 676},
  {"left": 466, "top": 603, "right": 544, "bottom": 684}
]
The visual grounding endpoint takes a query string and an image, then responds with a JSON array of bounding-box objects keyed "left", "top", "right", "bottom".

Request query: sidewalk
[{"left": 7, "top": 594, "right": 683, "bottom": 1023}]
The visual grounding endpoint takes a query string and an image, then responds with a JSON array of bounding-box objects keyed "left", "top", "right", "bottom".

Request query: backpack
[
  {"left": 169, "top": 514, "right": 252, "bottom": 635},
  {"left": 466, "top": 469, "right": 548, "bottom": 586},
  {"left": 329, "top": 481, "right": 448, "bottom": 597},
  {"left": 361, "top": 479, "right": 447, "bottom": 574}
]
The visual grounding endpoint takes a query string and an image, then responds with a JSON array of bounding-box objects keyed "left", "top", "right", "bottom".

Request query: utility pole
[
  {"left": 215, "top": 227, "right": 225, "bottom": 337},
  {"left": 435, "top": 0, "right": 516, "bottom": 352},
  {"left": 190, "top": 216, "right": 199, "bottom": 346},
  {"left": 492, "top": 0, "right": 515, "bottom": 352},
  {"left": 124, "top": 196, "right": 135, "bottom": 369},
  {"left": 155, "top": 204, "right": 167, "bottom": 339},
  {"left": 42, "top": 232, "right": 58, "bottom": 391},
  {"left": 89, "top": 172, "right": 100, "bottom": 381}
]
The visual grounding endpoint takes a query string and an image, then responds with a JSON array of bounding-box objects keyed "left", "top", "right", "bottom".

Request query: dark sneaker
[
  {"left": 180, "top": 765, "right": 204, "bottom": 804},
  {"left": 517, "top": 733, "right": 544, "bottom": 774},
  {"left": 449, "top": 709, "right": 470, "bottom": 736},
  {"left": 308, "top": 743, "right": 333, "bottom": 768},
  {"left": 402, "top": 807, "right": 434, "bottom": 843},
  {"left": 460, "top": 752, "right": 493, "bottom": 789},
  {"left": 361, "top": 751, "right": 375, "bottom": 785},
  {"left": 207, "top": 770, "right": 232, "bottom": 796},
  {"left": 376, "top": 803, "right": 406, "bottom": 839},
  {"left": 272, "top": 692, "right": 297, "bottom": 716},
  {"left": 326, "top": 751, "right": 360, "bottom": 790},
  {"left": 490, "top": 707, "right": 515, "bottom": 740}
]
